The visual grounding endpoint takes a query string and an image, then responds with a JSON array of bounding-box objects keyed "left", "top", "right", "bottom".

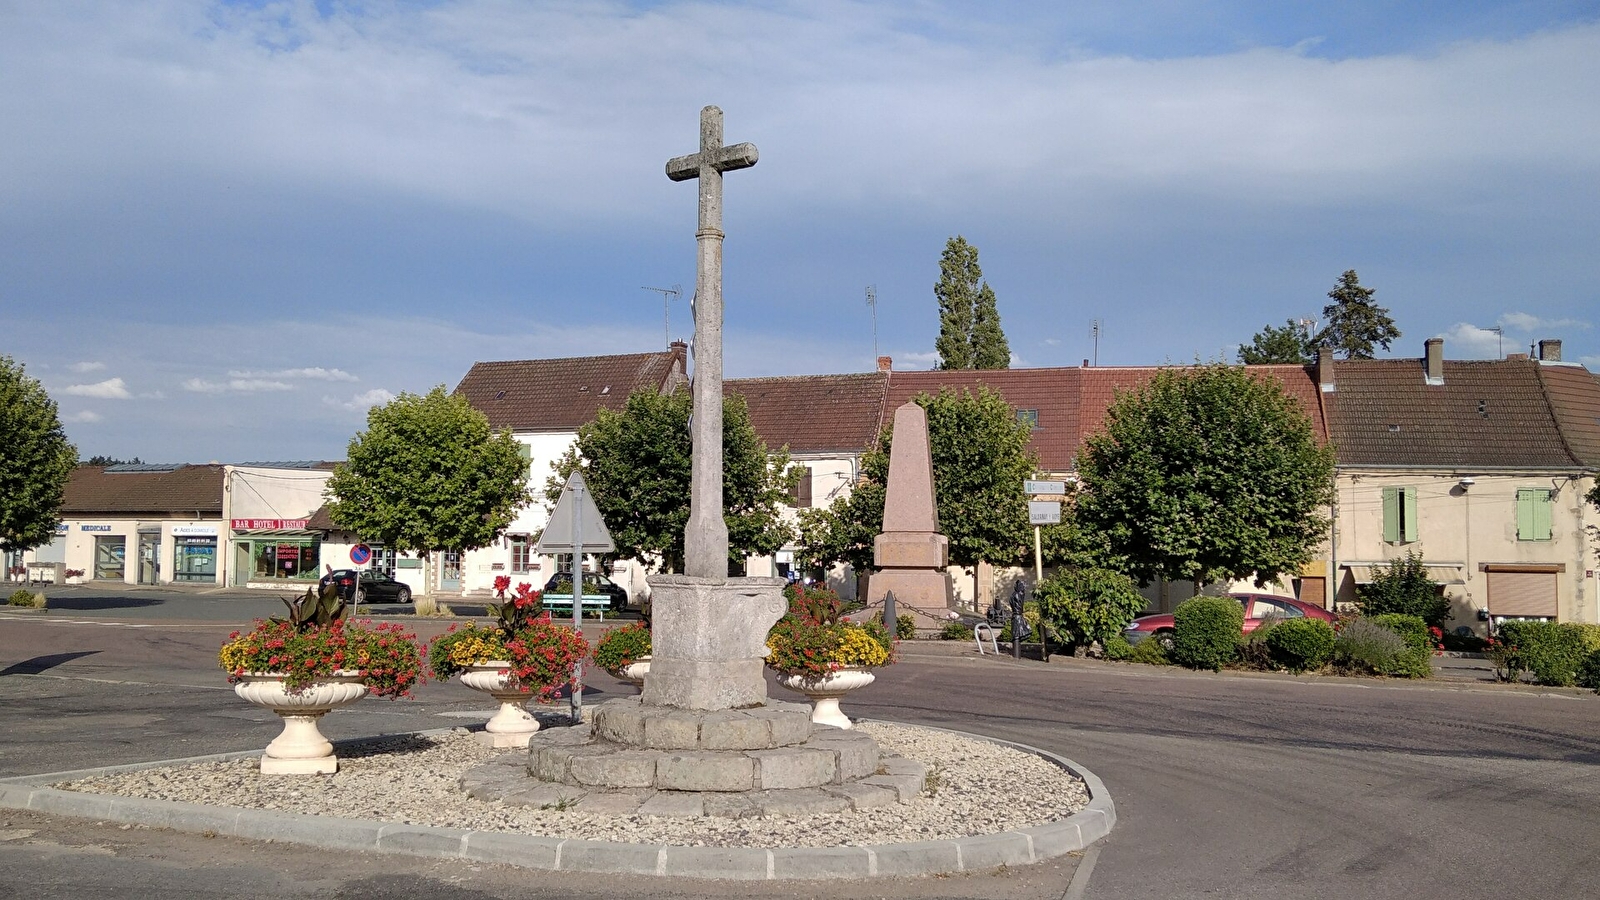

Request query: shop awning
[{"left": 1344, "top": 562, "right": 1466, "bottom": 585}]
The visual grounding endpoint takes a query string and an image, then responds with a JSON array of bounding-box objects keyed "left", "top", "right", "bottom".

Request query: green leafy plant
[
  {"left": 1357, "top": 553, "right": 1449, "bottom": 628},
  {"left": 785, "top": 580, "right": 844, "bottom": 625},
  {"left": 1127, "top": 636, "right": 1173, "bottom": 666},
  {"left": 939, "top": 621, "right": 974, "bottom": 641},
  {"left": 1034, "top": 567, "right": 1146, "bottom": 649},
  {"left": 1171, "top": 596, "right": 1243, "bottom": 671},
  {"left": 895, "top": 613, "right": 916, "bottom": 640},
  {"left": 1495, "top": 622, "right": 1589, "bottom": 687},
  {"left": 1265, "top": 618, "right": 1337, "bottom": 673},
  {"left": 6, "top": 589, "right": 43, "bottom": 608},
  {"left": 219, "top": 618, "right": 423, "bottom": 698},
  {"left": 274, "top": 582, "right": 348, "bottom": 629},
  {"left": 1370, "top": 613, "right": 1431, "bottom": 654},
  {"left": 1332, "top": 618, "right": 1429, "bottom": 678},
  {"left": 592, "top": 622, "right": 651, "bottom": 672},
  {"left": 1576, "top": 650, "right": 1600, "bottom": 692}
]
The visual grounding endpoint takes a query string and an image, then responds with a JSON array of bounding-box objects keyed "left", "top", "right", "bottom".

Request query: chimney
[
  {"left": 1317, "top": 347, "right": 1335, "bottom": 393},
  {"left": 876, "top": 355, "right": 893, "bottom": 372},
  {"left": 670, "top": 340, "right": 687, "bottom": 353},
  {"left": 1538, "top": 339, "right": 1562, "bottom": 362},
  {"left": 1082, "top": 359, "right": 1090, "bottom": 368},
  {"left": 1424, "top": 338, "right": 1444, "bottom": 385}
]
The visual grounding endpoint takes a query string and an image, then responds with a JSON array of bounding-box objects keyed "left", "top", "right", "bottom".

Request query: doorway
[
  {"left": 137, "top": 533, "right": 161, "bottom": 585},
  {"left": 440, "top": 551, "right": 462, "bottom": 592}
]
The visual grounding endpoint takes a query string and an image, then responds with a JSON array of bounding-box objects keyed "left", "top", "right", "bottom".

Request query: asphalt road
[{"left": 1, "top": 593, "right": 1597, "bottom": 900}]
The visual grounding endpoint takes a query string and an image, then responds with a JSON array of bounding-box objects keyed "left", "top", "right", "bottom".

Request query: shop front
[
  {"left": 229, "top": 519, "right": 320, "bottom": 587},
  {"left": 172, "top": 524, "right": 219, "bottom": 583},
  {"left": 84, "top": 526, "right": 125, "bottom": 581}
]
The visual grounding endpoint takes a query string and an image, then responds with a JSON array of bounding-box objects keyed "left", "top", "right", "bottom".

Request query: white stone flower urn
[
  {"left": 234, "top": 671, "right": 368, "bottom": 774},
  {"left": 775, "top": 666, "right": 876, "bottom": 729},
  {"left": 459, "top": 661, "right": 541, "bottom": 748},
  {"left": 607, "top": 654, "right": 651, "bottom": 691}
]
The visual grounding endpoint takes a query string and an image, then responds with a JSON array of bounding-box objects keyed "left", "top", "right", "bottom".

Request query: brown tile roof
[
  {"left": 1323, "top": 357, "right": 1575, "bottom": 468},
  {"left": 62, "top": 465, "right": 226, "bottom": 515},
  {"left": 884, "top": 368, "right": 1081, "bottom": 472},
  {"left": 1535, "top": 364, "right": 1600, "bottom": 468},
  {"left": 726, "top": 373, "right": 888, "bottom": 455},
  {"left": 454, "top": 347, "right": 687, "bottom": 432}
]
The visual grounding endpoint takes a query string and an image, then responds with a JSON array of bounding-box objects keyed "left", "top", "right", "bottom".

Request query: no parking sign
[{"left": 349, "top": 544, "right": 372, "bottom": 566}]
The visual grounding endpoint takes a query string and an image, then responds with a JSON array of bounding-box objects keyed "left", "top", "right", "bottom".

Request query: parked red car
[{"left": 1124, "top": 593, "right": 1335, "bottom": 646}]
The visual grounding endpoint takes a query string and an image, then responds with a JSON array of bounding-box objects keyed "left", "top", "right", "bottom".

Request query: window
[
  {"left": 1516, "top": 489, "right": 1554, "bottom": 541},
  {"left": 1248, "top": 597, "right": 1303, "bottom": 619},
  {"left": 508, "top": 535, "right": 532, "bottom": 573},
  {"left": 790, "top": 466, "right": 813, "bottom": 508},
  {"left": 247, "top": 538, "right": 320, "bottom": 581},
  {"left": 1382, "top": 486, "right": 1418, "bottom": 543},
  {"left": 517, "top": 443, "right": 533, "bottom": 477},
  {"left": 1017, "top": 408, "right": 1040, "bottom": 430}
]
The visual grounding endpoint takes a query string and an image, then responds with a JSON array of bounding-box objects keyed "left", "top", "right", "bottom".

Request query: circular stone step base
[
  {"left": 592, "top": 697, "right": 814, "bottom": 751},
  {"left": 461, "top": 747, "right": 927, "bottom": 818},
  {"left": 525, "top": 722, "right": 885, "bottom": 792}
]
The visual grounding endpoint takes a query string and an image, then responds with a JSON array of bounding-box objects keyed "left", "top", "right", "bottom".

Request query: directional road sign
[
  {"left": 1025, "top": 480, "right": 1066, "bottom": 495},
  {"left": 1028, "top": 501, "right": 1062, "bottom": 525}
]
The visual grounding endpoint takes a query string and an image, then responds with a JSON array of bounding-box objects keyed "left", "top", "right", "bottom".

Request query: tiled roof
[
  {"left": 726, "top": 373, "right": 888, "bottom": 455},
  {"left": 1324, "top": 357, "right": 1575, "bottom": 468},
  {"left": 62, "top": 465, "right": 225, "bottom": 515},
  {"left": 884, "top": 368, "right": 1081, "bottom": 473},
  {"left": 1535, "top": 364, "right": 1600, "bottom": 468},
  {"left": 454, "top": 347, "right": 687, "bottom": 432}
]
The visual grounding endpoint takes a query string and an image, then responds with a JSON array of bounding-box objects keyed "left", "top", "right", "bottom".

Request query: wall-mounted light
[{"left": 1458, "top": 477, "right": 1475, "bottom": 490}]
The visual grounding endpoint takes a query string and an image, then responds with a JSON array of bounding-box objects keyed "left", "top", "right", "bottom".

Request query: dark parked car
[
  {"left": 324, "top": 568, "right": 413, "bottom": 604},
  {"left": 542, "top": 571, "right": 629, "bottom": 614},
  {"left": 1124, "top": 592, "right": 1334, "bottom": 646}
]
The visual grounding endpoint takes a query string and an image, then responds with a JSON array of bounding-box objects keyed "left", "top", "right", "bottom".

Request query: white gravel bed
[{"left": 55, "top": 722, "right": 1088, "bottom": 849}]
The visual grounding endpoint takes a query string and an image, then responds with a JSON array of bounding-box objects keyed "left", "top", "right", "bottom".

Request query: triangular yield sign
[{"left": 534, "top": 470, "right": 616, "bottom": 554}]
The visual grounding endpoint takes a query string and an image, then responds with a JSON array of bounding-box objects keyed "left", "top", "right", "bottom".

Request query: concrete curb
[{"left": 0, "top": 723, "right": 1113, "bottom": 880}]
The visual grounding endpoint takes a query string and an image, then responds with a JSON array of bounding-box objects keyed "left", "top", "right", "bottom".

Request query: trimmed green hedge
[
  {"left": 1172, "top": 596, "right": 1242, "bottom": 671},
  {"left": 1496, "top": 621, "right": 1591, "bottom": 687},
  {"left": 1265, "top": 618, "right": 1336, "bottom": 672},
  {"left": 1371, "top": 613, "right": 1430, "bottom": 654}
]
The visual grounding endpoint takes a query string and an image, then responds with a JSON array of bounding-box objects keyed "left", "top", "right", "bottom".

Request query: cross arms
[{"left": 665, "top": 142, "right": 759, "bottom": 182}]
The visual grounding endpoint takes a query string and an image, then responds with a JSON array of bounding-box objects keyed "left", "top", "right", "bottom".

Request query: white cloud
[
  {"left": 1438, "top": 324, "right": 1504, "bottom": 359},
  {"left": 1498, "top": 312, "right": 1590, "bottom": 332},
  {"left": 63, "top": 410, "right": 102, "bottom": 423},
  {"left": 326, "top": 388, "right": 395, "bottom": 411},
  {"left": 894, "top": 351, "right": 940, "bottom": 370},
  {"left": 1581, "top": 355, "right": 1600, "bottom": 370},
  {"left": 62, "top": 377, "right": 131, "bottom": 399},
  {"left": 183, "top": 378, "right": 294, "bottom": 394},
  {"left": 229, "top": 367, "right": 359, "bottom": 382},
  {"left": 68, "top": 361, "right": 106, "bottom": 373},
  {"left": 1042, "top": 338, "right": 1061, "bottom": 346}
]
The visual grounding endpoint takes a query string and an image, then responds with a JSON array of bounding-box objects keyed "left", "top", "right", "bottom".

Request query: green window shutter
[
  {"left": 517, "top": 444, "right": 532, "bottom": 461},
  {"left": 1402, "top": 487, "right": 1419, "bottom": 542},
  {"left": 1533, "top": 489, "right": 1553, "bottom": 541},
  {"left": 1382, "top": 487, "right": 1399, "bottom": 543}
]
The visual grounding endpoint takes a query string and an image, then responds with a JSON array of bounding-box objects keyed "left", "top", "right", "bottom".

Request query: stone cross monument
[{"left": 665, "top": 105, "right": 758, "bottom": 579}]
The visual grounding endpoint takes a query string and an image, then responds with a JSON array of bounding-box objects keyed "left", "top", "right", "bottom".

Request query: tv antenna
[
  {"left": 1091, "top": 318, "right": 1101, "bottom": 366},
  {"left": 641, "top": 285, "right": 682, "bottom": 346},
  {"left": 865, "top": 285, "right": 879, "bottom": 359}
]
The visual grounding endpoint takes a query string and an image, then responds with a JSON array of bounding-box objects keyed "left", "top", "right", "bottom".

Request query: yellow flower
[{"left": 835, "top": 627, "right": 889, "bottom": 667}]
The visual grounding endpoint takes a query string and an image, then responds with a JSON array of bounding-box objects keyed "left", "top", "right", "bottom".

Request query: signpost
[
  {"left": 535, "top": 471, "right": 616, "bottom": 723},
  {"left": 346, "top": 544, "right": 372, "bottom": 614},
  {"left": 1025, "top": 480, "right": 1066, "bottom": 663}
]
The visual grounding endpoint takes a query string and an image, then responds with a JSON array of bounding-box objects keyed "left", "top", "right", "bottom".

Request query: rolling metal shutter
[{"left": 1486, "top": 570, "right": 1558, "bottom": 618}]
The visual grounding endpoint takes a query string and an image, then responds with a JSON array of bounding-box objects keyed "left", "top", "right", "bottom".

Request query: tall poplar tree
[
  {"left": 0, "top": 356, "right": 78, "bottom": 554},
  {"left": 934, "top": 236, "right": 1010, "bottom": 370},
  {"left": 1320, "top": 270, "right": 1400, "bottom": 359}
]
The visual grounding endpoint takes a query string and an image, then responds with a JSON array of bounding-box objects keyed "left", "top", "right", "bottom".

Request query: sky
[{"left": 4, "top": 0, "right": 1599, "bottom": 463}]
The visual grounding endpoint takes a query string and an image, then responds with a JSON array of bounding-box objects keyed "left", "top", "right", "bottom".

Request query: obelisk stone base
[{"left": 643, "top": 574, "right": 787, "bottom": 711}]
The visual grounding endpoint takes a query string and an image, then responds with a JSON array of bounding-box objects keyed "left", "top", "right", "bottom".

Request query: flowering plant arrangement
[
  {"left": 219, "top": 617, "right": 423, "bottom": 698},
  {"left": 765, "top": 582, "right": 896, "bottom": 678},
  {"left": 426, "top": 582, "right": 588, "bottom": 700},
  {"left": 64, "top": 568, "right": 86, "bottom": 579},
  {"left": 592, "top": 622, "right": 651, "bottom": 672},
  {"left": 6, "top": 566, "right": 24, "bottom": 578},
  {"left": 492, "top": 574, "right": 511, "bottom": 599}
]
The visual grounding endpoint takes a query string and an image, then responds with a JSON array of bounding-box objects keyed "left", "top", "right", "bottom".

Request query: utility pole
[
  {"left": 642, "top": 285, "right": 682, "bottom": 346},
  {"left": 1092, "top": 319, "right": 1101, "bottom": 366},
  {"left": 865, "top": 285, "right": 878, "bottom": 359}
]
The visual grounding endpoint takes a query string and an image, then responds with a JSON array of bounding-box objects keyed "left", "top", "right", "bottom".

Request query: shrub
[
  {"left": 1495, "top": 622, "right": 1589, "bottom": 687},
  {"left": 1370, "top": 613, "right": 1431, "bottom": 655},
  {"left": 1266, "top": 619, "right": 1337, "bottom": 672},
  {"left": 1034, "top": 567, "right": 1146, "bottom": 649},
  {"left": 900, "top": 614, "right": 916, "bottom": 639},
  {"left": 1237, "top": 618, "right": 1280, "bottom": 670},
  {"left": 1171, "top": 596, "right": 1243, "bottom": 671},
  {"left": 1127, "top": 636, "right": 1172, "bottom": 666},
  {"left": 591, "top": 622, "right": 651, "bottom": 672},
  {"left": 939, "top": 622, "right": 973, "bottom": 641},
  {"left": 1102, "top": 633, "right": 1133, "bottom": 660},
  {"left": 1332, "top": 618, "right": 1429, "bottom": 678},
  {"left": 1356, "top": 551, "right": 1449, "bottom": 627},
  {"left": 1577, "top": 650, "right": 1600, "bottom": 692},
  {"left": 8, "top": 589, "right": 41, "bottom": 607}
]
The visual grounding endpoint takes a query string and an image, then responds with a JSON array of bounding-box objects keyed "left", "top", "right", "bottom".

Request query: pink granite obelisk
[{"left": 870, "top": 402, "right": 952, "bottom": 627}]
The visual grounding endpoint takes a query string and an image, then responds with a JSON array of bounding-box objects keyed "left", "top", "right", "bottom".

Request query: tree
[
  {"left": 1238, "top": 319, "right": 1316, "bottom": 365},
  {"left": 1320, "top": 269, "right": 1399, "bottom": 359},
  {"left": 1034, "top": 566, "right": 1145, "bottom": 648},
  {"left": 0, "top": 356, "right": 78, "bottom": 553},
  {"left": 326, "top": 386, "right": 531, "bottom": 590},
  {"left": 1074, "top": 364, "right": 1335, "bottom": 589},
  {"left": 83, "top": 455, "right": 143, "bottom": 467},
  {"left": 799, "top": 387, "right": 1036, "bottom": 599},
  {"left": 1356, "top": 551, "right": 1449, "bottom": 628},
  {"left": 546, "top": 389, "right": 797, "bottom": 574},
  {"left": 934, "top": 236, "right": 1010, "bottom": 370}
]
